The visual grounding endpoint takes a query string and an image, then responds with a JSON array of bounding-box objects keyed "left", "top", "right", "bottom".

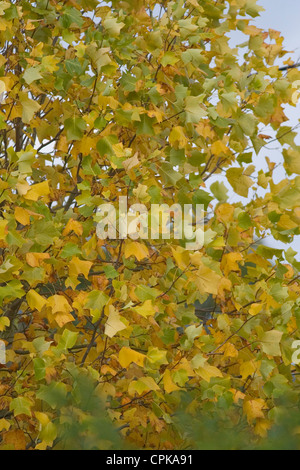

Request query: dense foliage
[{"left": 0, "top": 0, "right": 300, "bottom": 450}]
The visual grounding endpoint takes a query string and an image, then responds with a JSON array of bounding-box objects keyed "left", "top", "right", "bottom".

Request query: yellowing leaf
[
  {"left": 249, "top": 303, "right": 262, "bottom": 316},
  {"left": 169, "top": 126, "right": 188, "bottom": 149},
  {"left": 69, "top": 257, "right": 93, "bottom": 280},
  {"left": 128, "top": 377, "right": 160, "bottom": 396},
  {"left": 163, "top": 369, "right": 181, "bottom": 393},
  {"left": 104, "top": 305, "right": 126, "bottom": 338},
  {"left": 118, "top": 347, "right": 146, "bottom": 369},
  {"left": 26, "top": 252, "right": 50, "bottom": 267},
  {"left": 226, "top": 168, "right": 253, "bottom": 198},
  {"left": 194, "top": 265, "right": 222, "bottom": 296},
  {"left": 15, "top": 207, "right": 30, "bottom": 226},
  {"left": 133, "top": 300, "right": 157, "bottom": 318},
  {"left": 124, "top": 241, "right": 149, "bottom": 261},
  {"left": 261, "top": 330, "right": 283, "bottom": 356},
  {"left": 63, "top": 219, "right": 83, "bottom": 237},
  {"left": 244, "top": 399, "right": 265, "bottom": 424},
  {"left": 0, "top": 419, "right": 11, "bottom": 432},
  {"left": 0, "top": 219, "right": 7, "bottom": 240},
  {"left": 23, "top": 181, "right": 50, "bottom": 201},
  {"left": 27, "top": 290, "right": 47, "bottom": 312},
  {"left": 221, "top": 252, "right": 243, "bottom": 276}
]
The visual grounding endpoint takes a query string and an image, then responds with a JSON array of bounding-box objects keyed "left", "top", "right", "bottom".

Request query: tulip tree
[{"left": 0, "top": 0, "right": 300, "bottom": 450}]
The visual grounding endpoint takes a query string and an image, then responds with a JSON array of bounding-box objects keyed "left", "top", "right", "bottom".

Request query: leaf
[
  {"left": 23, "top": 181, "right": 50, "bottom": 201},
  {"left": 169, "top": 126, "right": 188, "bottom": 148},
  {"left": 26, "top": 252, "right": 50, "bottom": 267},
  {"left": 69, "top": 257, "right": 93, "bottom": 280},
  {"left": 64, "top": 117, "right": 86, "bottom": 141},
  {"left": 133, "top": 300, "right": 157, "bottom": 318},
  {"left": 185, "top": 96, "right": 207, "bottom": 123},
  {"left": 3, "top": 430, "right": 26, "bottom": 450},
  {"left": 104, "top": 305, "right": 126, "bottom": 338},
  {"left": 128, "top": 377, "right": 160, "bottom": 395},
  {"left": 15, "top": 206, "right": 30, "bottom": 225},
  {"left": 27, "top": 290, "right": 47, "bottom": 311},
  {"left": 23, "top": 66, "right": 43, "bottom": 85},
  {"left": 244, "top": 399, "right": 265, "bottom": 424},
  {"left": 118, "top": 347, "right": 146, "bottom": 369},
  {"left": 20, "top": 94, "right": 41, "bottom": 123},
  {"left": 163, "top": 369, "right": 181, "bottom": 393},
  {"left": 58, "top": 329, "right": 78, "bottom": 350},
  {"left": 10, "top": 397, "right": 32, "bottom": 417},
  {"left": 261, "top": 330, "right": 283, "bottom": 357},
  {"left": 135, "top": 285, "right": 161, "bottom": 302},
  {"left": 34, "top": 358, "right": 46, "bottom": 381},
  {"left": 226, "top": 168, "right": 253, "bottom": 198},
  {"left": 124, "top": 241, "right": 149, "bottom": 261},
  {"left": 103, "top": 18, "right": 125, "bottom": 36},
  {"left": 194, "top": 265, "right": 222, "bottom": 296}
]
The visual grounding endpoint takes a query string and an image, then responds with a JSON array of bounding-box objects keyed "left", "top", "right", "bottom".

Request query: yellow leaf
[
  {"left": 27, "top": 290, "right": 47, "bottom": 312},
  {"left": 172, "top": 247, "right": 190, "bottom": 270},
  {"left": 48, "top": 295, "right": 72, "bottom": 314},
  {"left": 129, "top": 376, "right": 160, "bottom": 396},
  {"left": 249, "top": 303, "right": 262, "bottom": 316},
  {"left": 26, "top": 252, "right": 50, "bottom": 267},
  {"left": 69, "top": 257, "right": 93, "bottom": 280},
  {"left": 23, "top": 181, "right": 50, "bottom": 201},
  {"left": 221, "top": 252, "right": 243, "bottom": 276},
  {"left": 169, "top": 126, "right": 188, "bottom": 149},
  {"left": 118, "top": 347, "right": 146, "bottom": 369},
  {"left": 63, "top": 219, "right": 83, "bottom": 237},
  {"left": 196, "top": 363, "right": 223, "bottom": 382},
  {"left": 194, "top": 265, "right": 222, "bottom": 296},
  {"left": 240, "top": 361, "right": 257, "bottom": 380},
  {"left": 104, "top": 305, "right": 126, "bottom": 338},
  {"left": 255, "top": 419, "right": 272, "bottom": 438},
  {"left": 124, "top": 241, "right": 149, "bottom": 261},
  {"left": 133, "top": 300, "right": 157, "bottom": 318},
  {"left": 0, "top": 219, "right": 7, "bottom": 240},
  {"left": 0, "top": 419, "right": 10, "bottom": 432},
  {"left": 0, "top": 316, "right": 10, "bottom": 332},
  {"left": 163, "top": 369, "right": 181, "bottom": 393},
  {"left": 244, "top": 399, "right": 265, "bottom": 424},
  {"left": 15, "top": 207, "right": 30, "bottom": 226}
]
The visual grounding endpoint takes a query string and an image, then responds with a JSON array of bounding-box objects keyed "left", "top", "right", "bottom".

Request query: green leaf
[
  {"left": 10, "top": 397, "right": 32, "bottom": 417},
  {"left": 210, "top": 181, "right": 228, "bottom": 202},
  {"left": 64, "top": 117, "right": 86, "bottom": 141},
  {"left": 58, "top": 330, "right": 78, "bottom": 350},
  {"left": 135, "top": 285, "right": 161, "bottom": 302},
  {"left": 34, "top": 358, "right": 46, "bottom": 381},
  {"left": 185, "top": 96, "right": 207, "bottom": 123}
]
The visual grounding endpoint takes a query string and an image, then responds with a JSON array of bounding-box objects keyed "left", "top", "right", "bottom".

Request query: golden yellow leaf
[
  {"left": 23, "top": 181, "right": 50, "bottom": 201},
  {"left": 63, "top": 219, "right": 83, "bottom": 237},
  {"left": 118, "top": 347, "right": 146, "bottom": 369},
  {"left": 124, "top": 241, "right": 149, "bottom": 261},
  {"left": 15, "top": 207, "right": 30, "bottom": 226},
  {"left": 27, "top": 290, "right": 47, "bottom": 312},
  {"left": 133, "top": 300, "right": 157, "bottom": 318},
  {"left": 244, "top": 399, "right": 265, "bottom": 424},
  {"left": 26, "top": 252, "right": 50, "bottom": 267},
  {"left": 163, "top": 369, "right": 181, "bottom": 393},
  {"left": 104, "top": 305, "right": 126, "bottom": 338}
]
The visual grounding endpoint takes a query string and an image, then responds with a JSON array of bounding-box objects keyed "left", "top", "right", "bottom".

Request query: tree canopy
[{"left": 0, "top": 0, "right": 300, "bottom": 450}]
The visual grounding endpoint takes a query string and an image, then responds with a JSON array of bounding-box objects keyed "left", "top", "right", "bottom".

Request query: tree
[{"left": 0, "top": 0, "right": 300, "bottom": 450}]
